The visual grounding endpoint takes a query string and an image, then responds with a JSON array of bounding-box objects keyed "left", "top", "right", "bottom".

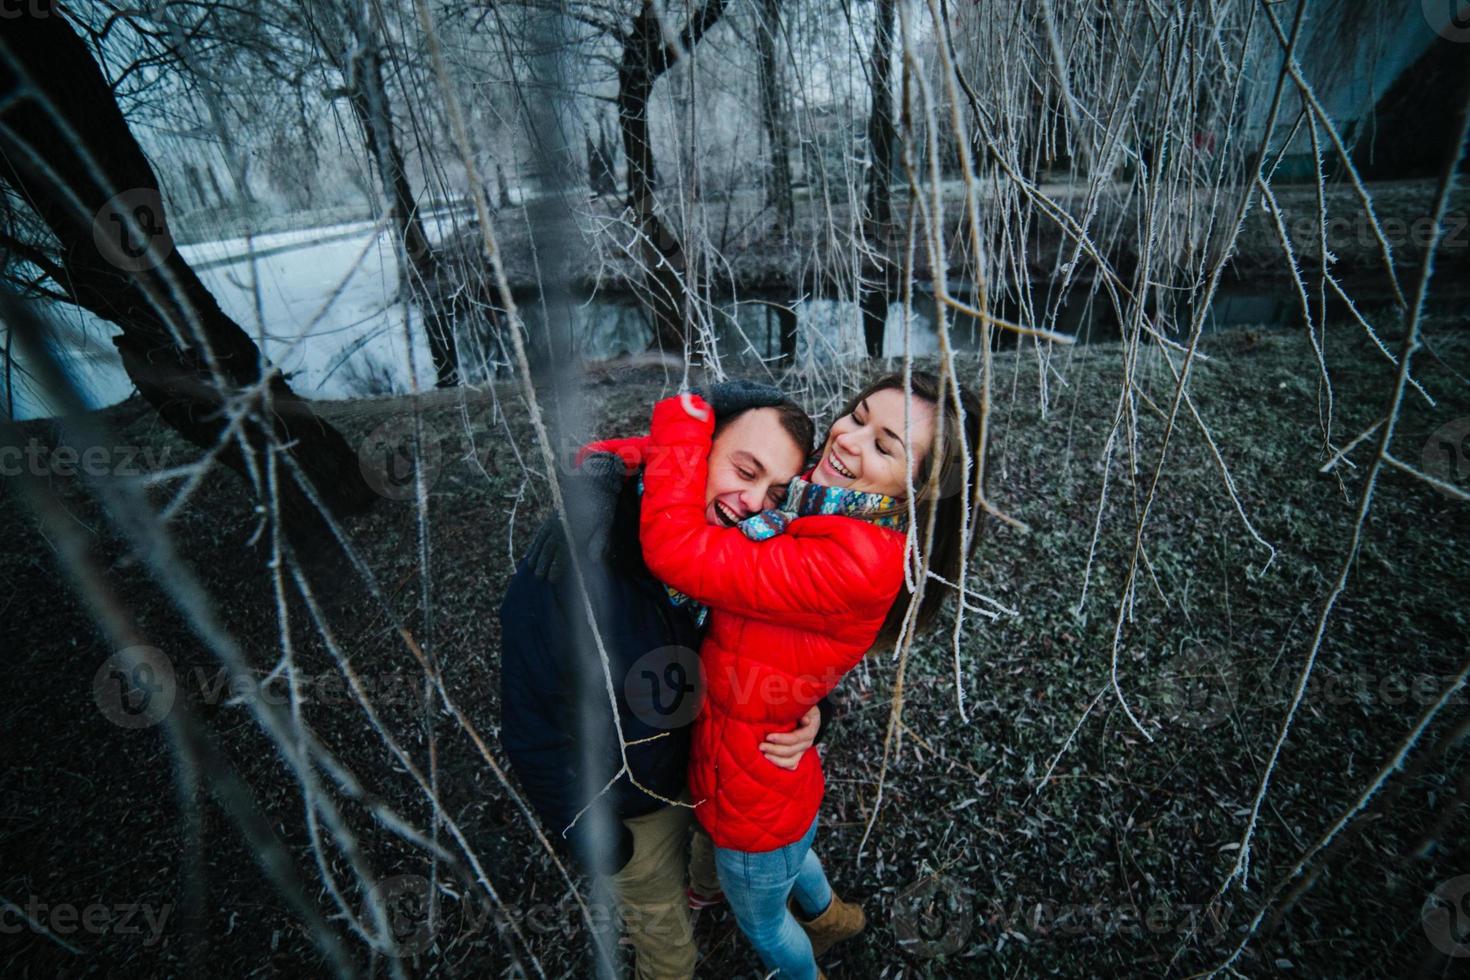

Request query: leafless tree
[{"left": 0, "top": 10, "right": 374, "bottom": 539}]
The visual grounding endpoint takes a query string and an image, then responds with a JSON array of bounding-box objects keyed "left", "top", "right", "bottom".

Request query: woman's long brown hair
[{"left": 828, "top": 371, "right": 987, "bottom": 646}]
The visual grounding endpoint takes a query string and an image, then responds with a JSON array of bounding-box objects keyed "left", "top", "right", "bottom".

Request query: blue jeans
[{"left": 713, "top": 815, "right": 834, "bottom": 980}]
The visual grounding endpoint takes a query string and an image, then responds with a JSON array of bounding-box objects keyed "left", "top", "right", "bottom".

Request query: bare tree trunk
[
  {"left": 497, "top": 163, "right": 512, "bottom": 209},
  {"left": 338, "top": 5, "right": 459, "bottom": 388},
  {"left": 776, "top": 302, "right": 797, "bottom": 364},
  {"left": 182, "top": 162, "right": 211, "bottom": 210},
  {"left": 206, "top": 164, "right": 229, "bottom": 208},
  {"left": 756, "top": 0, "right": 794, "bottom": 233},
  {"left": 859, "top": 0, "right": 897, "bottom": 358},
  {"left": 0, "top": 12, "right": 375, "bottom": 539},
  {"left": 587, "top": 125, "right": 617, "bottom": 196},
  {"left": 617, "top": 0, "right": 728, "bottom": 356},
  {"left": 598, "top": 121, "right": 618, "bottom": 196}
]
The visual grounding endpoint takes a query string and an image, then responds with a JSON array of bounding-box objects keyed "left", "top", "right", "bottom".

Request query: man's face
[{"left": 703, "top": 408, "right": 808, "bottom": 527}]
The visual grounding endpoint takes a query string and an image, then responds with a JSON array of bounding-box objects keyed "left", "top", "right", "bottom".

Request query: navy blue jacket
[{"left": 499, "top": 475, "right": 704, "bottom": 870}]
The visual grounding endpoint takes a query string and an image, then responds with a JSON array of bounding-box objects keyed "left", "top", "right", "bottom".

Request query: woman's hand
[{"left": 758, "top": 704, "right": 821, "bottom": 770}]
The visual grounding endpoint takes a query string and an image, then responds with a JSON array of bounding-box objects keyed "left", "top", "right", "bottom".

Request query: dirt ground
[{"left": 2, "top": 310, "right": 1468, "bottom": 977}]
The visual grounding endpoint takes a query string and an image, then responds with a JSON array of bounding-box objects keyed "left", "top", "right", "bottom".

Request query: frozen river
[
  {"left": 8, "top": 207, "right": 989, "bottom": 420},
  {"left": 8, "top": 205, "right": 1323, "bottom": 422},
  {"left": 9, "top": 208, "right": 477, "bottom": 421}
]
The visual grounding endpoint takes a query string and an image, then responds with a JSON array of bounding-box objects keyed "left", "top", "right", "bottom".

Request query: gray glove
[
  {"left": 525, "top": 452, "right": 627, "bottom": 583},
  {"left": 694, "top": 378, "right": 787, "bottom": 421}
]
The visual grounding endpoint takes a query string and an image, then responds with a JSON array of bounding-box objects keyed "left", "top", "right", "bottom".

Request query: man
[{"left": 499, "top": 382, "right": 825, "bottom": 980}]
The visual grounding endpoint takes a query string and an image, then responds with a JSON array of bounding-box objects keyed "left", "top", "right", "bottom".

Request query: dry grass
[{"left": 2, "top": 313, "right": 1468, "bottom": 977}]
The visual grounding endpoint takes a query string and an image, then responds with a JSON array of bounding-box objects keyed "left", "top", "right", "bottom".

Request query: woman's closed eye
[
  {"left": 852, "top": 408, "right": 882, "bottom": 449},
  {"left": 852, "top": 405, "right": 893, "bottom": 455},
  {"left": 854, "top": 410, "right": 891, "bottom": 456}
]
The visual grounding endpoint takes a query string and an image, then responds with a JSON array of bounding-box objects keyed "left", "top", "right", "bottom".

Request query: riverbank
[{"left": 434, "top": 178, "right": 1470, "bottom": 301}]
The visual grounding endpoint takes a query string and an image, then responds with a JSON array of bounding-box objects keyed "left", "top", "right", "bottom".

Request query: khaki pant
[{"left": 611, "top": 796, "right": 720, "bottom": 980}]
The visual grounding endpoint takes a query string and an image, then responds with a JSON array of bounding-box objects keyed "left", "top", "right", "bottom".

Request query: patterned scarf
[
  {"left": 735, "top": 475, "right": 909, "bottom": 541},
  {"left": 641, "top": 474, "right": 910, "bottom": 627}
]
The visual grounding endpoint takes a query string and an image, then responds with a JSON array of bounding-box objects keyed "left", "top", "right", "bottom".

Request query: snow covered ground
[
  {"left": 8, "top": 201, "right": 973, "bottom": 420},
  {"left": 10, "top": 207, "right": 473, "bottom": 421}
]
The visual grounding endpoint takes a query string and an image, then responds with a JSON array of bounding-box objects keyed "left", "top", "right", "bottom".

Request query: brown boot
[{"left": 789, "top": 892, "right": 866, "bottom": 956}]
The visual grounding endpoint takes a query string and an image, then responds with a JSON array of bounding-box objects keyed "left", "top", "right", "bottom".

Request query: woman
[{"left": 631, "top": 371, "right": 985, "bottom": 979}]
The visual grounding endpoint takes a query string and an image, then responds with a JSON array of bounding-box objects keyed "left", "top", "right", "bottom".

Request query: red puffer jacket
[{"left": 610, "top": 394, "right": 908, "bottom": 851}]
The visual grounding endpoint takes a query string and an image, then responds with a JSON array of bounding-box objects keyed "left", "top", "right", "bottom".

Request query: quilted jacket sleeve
[{"left": 638, "top": 394, "right": 907, "bottom": 623}]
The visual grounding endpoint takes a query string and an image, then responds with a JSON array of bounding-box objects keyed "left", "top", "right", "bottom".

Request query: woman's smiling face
[{"left": 811, "top": 387, "right": 935, "bottom": 497}]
